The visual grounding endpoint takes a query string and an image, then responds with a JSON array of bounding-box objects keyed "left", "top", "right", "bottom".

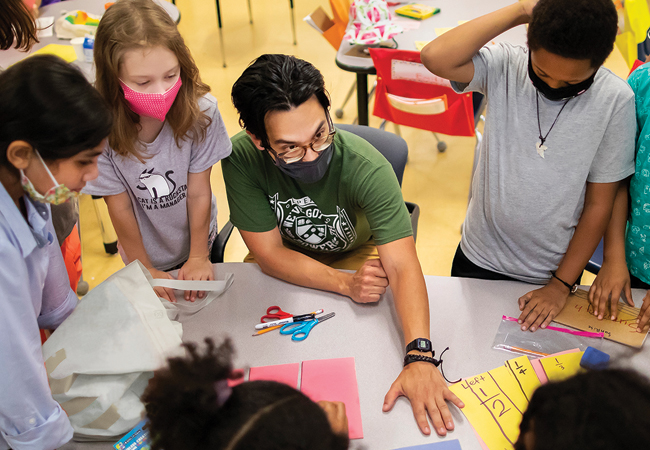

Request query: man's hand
[
  {"left": 346, "top": 259, "right": 389, "bottom": 303},
  {"left": 148, "top": 268, "right": 176, "bottom": 303},
  {"left": 178, "top": 256, "right": 214, "bottom": 302},
  {"left": 318, "top": 401, "right": 349, "bottom": 437},
  {"left": 382, "top": 361, "right": 464, "bottom": 436},
  {"left": 637, "top": 291, "right": 650, "bottom": 332},
  {"left": 518, "top": 281, "right": 570, "bottom": 331},
  {"left": 588, "top": 260, "right": 633, "bottom": 320}
]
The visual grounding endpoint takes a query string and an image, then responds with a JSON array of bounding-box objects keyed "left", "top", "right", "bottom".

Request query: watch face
[{"left": 419, "top": 341, "right": 428, "bottom": 349}]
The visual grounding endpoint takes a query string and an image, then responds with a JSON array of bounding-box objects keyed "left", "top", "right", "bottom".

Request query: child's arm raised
[
  {"left": 178, "top": 167, "right": 215, "bottom": 302},
  {"left": 518, "top": 181, "right": 619, "bottom": 331},
  {"left": 104, "top": 192, "right": 176, "bottom": 302},
  {"left": 589, "top": 180, "right": 633, "bottom": 320},
  {"left": 420, "top": 0, "right": 535, "bottom": 84}
]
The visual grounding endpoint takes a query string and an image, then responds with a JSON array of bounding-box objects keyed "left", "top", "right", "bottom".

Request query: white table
[
  {"left": 60, "top": 263, "right": 650, "bottom": 450},
  {"left": 336, "top": 0, "right": 528, "bottom": 125},
  {"left": 0, "top": 0, "right": 180, "bottom": 75}
]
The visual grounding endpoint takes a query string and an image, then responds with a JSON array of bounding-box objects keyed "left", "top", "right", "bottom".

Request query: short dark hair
[
  {"left": 527, "top": 0, "right": 617, "bottom": 68},
  {"left": 231, "top": 54, "right": 331, "bottom": 147},
  {"left": 0, "top": 55, "right": 113, "bottom": 166},
  {"left": 142, "top": 338, "right": 349, "bottom": 450},
  {"left": 0, "top": 0, "right": 38, "bottom": 50},
  {"left": 515, "top": 369, "right": 650, "bottom": 450}
]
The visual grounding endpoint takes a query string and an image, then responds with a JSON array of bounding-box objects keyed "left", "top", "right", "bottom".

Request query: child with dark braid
[{"left": 142, "top": 339, "right": 349, "bottom": 450}]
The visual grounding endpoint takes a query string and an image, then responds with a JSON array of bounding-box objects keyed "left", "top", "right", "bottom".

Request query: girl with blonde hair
[{"left": 85, "top": 0, "right": 232, "bottom": 302}]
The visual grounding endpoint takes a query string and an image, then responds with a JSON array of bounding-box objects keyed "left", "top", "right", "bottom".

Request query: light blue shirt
[{"left": 0, "top": 182, "right": 77, "bottom": 450}]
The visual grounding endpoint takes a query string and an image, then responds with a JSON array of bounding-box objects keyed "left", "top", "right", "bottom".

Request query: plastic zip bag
[{"left": 492, "top": 315, "right": 604, "bottom": 357}]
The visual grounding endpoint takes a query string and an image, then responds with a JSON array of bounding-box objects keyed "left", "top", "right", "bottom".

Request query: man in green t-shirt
[{"left": 223, "top": 54, "right": 464, "bottom": 437}]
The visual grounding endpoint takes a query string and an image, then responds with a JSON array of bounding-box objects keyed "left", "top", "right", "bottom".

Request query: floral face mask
[{"left": 20, "top": 150, "right": 78, "bottom": 205}]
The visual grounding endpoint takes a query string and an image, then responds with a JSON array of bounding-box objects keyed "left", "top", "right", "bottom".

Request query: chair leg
[
  {"left": 335, "top": 81, "right": 357, "bottom": 119},
  {"left": 289, "top": 0, "right": 297, "bottom": 45},
  {"left": 432, "top": 133, "right": 447, "bottom": 152},
  {"left": 247, "top": 0, "right": 253, "bottom": 24},
  {"left": 215, "top": 0, "right": 226, "bottom": 67}
]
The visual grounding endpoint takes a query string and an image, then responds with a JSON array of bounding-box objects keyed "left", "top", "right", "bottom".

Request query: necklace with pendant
[{"left": 535, "top": 92, "right": 572, "bottom": 158}]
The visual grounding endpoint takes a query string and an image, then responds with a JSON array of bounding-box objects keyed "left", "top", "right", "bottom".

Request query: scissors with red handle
[{"left": 260, "top": 306, "right": 293, "bottom": 323}]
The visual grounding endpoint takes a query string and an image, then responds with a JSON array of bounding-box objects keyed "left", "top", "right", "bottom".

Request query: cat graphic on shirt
[{"left": 137, "top": 169, "right": 176, "bottom": 199}]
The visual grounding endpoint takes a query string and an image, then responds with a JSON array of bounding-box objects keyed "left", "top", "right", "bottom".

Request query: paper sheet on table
[
  {"left": 301, "top": 357, "right": 363, "bottom": 440},
  {"left": 435, "top": 27, "right": 454, "bottom": 37},
  {"left": 530, "top": 348, "right": 579, "bottom": 384},
  {"left": 36, "top": 17, "right": 54, "bottom": 38},
  {"left": 415, "top": 40, "right": 431, "bottom": 51},
  {"left": 30, "top": 44, "right": 77, "bottom": 63},
  {"left": 393, "top": 438, "right": 462, "bottom": 449},
  {"left": 249, "top": 363, "right": 300, "bottom": 388},
  {"left": 539, "top": 351, "right": 584, "bottom": 382},
  {"left": 553, "top": 289, "right": 648, "bottom": 347},
  {"left": 449, "top": 356, "right": 541, "bottom": 450}
]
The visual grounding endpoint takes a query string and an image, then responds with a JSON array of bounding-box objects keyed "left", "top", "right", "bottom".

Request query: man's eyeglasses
[{"left": 267, "top": 114, "right": 336, "bottom": 164}]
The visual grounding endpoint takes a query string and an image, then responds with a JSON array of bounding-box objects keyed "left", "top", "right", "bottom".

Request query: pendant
[{"left": 536, "top": 141, "right": 547, "bottom": 158}]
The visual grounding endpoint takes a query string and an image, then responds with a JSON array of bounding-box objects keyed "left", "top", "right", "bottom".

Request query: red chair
[{"left": 368, "top": 48, "right": 476, "bottom": 149}]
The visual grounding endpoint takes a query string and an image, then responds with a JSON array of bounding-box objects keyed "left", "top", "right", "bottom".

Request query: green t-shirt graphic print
[{"left": 222, "top": 129, "right": 412, "bottom": 254}]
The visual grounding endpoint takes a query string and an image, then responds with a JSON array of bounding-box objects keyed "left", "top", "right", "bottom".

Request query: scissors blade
[{"left": 316, "top": 312, "right": 335, "bottom": 323}]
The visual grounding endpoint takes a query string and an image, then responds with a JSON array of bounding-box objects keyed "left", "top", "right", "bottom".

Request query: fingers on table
[{"left": 637, "top": 295, "right": 650, "bottom": 331}]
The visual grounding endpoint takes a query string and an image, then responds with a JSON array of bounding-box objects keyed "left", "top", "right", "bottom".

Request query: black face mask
[
  {"left": 528, "top": 54, "right": 596, "bottom": 101},
  {"left": 271, "top": 144, "right": 335, "bottom": 184}
]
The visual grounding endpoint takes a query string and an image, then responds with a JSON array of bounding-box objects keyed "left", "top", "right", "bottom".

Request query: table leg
[
  {"left": 289, "top": 0, "right": 297, "bottom": 45},
  {"left": 356, "top": 73, "right": 369, "bottom": 126},
  {"left": 215, "top": 0, "right": 226, "bottom": 67}
]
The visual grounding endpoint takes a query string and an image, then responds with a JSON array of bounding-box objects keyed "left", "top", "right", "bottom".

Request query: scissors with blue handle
[{"left": 280, "top": 312, "right": 335, "bottom": 341}]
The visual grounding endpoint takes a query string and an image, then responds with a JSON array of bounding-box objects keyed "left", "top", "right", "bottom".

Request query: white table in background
[
  {"left": 60, "top": 263, "right": 650, "bottom": 450},
  {"left": 0, "top": 0, "right": 180, "bottom": 76}
]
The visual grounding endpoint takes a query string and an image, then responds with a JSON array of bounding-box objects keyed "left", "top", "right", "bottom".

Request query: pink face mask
[{"left": 119, "top": 76, "right": 182, "bottom": 122}]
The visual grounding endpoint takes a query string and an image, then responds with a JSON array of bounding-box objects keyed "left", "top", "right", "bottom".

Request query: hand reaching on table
[
  {"left": 517, "top": 281, "right": 570, "bottom": 331},
  {"left": 149, "top": 268, "right": 176, "bottom": 303},
  {"left": 637, "top": 291, "right": 650, "bottom": 332},
  {"left": 346, "top": 259, "right": 389, "bottom": 303},
  {"left": 588, "top": 259, "right": 633, "bottom": 321},
  {"left": 178, "top": 256, "right": 214, "bottom": 302},
  {"left": 382, "top": 361, "right": 464, "bottom": 436}
]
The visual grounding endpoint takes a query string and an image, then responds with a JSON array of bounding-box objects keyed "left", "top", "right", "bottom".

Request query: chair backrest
[
  {"left": 369, "top": 48, "right": 475, "bottom": 137},
  {"left": 336, "top": 124, "right": 407, "bottom": 186},
  {"left": 330, "top": 0, "right": 350, "bottom": 26}
]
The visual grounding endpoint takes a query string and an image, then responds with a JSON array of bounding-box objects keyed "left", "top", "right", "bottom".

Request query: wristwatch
[{"left": 405, "top": 338, "right": 432, "bottom": 354}]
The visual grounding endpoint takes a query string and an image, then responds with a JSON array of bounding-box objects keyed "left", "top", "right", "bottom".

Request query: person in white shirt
[{"left": 0, "top": 55, "right": 112, "bottom": 450}]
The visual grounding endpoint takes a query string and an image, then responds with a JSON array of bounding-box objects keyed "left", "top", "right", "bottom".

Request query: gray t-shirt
[
  {"left": 451, "top": 43, "right": 636, "bottom": 284},
  {"left": 83, "top": 94, "right": 232, "bottom": 270}
]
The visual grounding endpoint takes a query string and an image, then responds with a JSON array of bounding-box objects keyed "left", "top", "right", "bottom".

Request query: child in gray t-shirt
[
  {"left": 83, "top": 1, "right": 232, "bottom": 303},
  {"left": 421, "top": 0, "right": 635, "bottom": 331}
]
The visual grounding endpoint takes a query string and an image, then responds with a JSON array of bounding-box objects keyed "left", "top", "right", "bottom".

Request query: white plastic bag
[{"left": 42, "top": 261, "right": 233, "bottom": 440}]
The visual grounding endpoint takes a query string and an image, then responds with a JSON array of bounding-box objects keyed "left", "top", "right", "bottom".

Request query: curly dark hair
[
  {"left": 142, "top": 338, "right": 349, "bottom": 450},
  {"left": 514, "top": 369, "right": 650, "bottom": 450},
  {"left": 231, "top": 54, "right": 331, "bottom": 148},
  {"left": 527, "top": 0, "right": 617, "bottom": 68}
]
